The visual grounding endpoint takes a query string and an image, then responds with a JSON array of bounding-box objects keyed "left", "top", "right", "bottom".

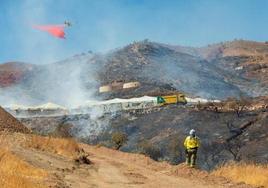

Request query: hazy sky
[{"left": 1, "top": 0, "right": 268, "bottom": 64}]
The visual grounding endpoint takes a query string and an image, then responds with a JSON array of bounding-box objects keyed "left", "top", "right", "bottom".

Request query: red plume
[{"left": 33, "top": 25, "right": 66, "bottom": 39}]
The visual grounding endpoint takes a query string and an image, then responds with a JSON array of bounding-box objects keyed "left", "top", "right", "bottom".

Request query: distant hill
[
  {"left": 0, "top": 62, "right": 35, "bottom": 87},
  {"left": 1, "top": 40, "right": 268, "bottom": 106}
]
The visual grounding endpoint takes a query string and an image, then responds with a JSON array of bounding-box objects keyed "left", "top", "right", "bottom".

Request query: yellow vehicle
[{"left": 157, "top": 94, "right": 187, "bottom": 105}]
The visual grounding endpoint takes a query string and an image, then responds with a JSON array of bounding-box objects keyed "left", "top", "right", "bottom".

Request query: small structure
[
  {"left": 79, "top": 96, "right": 158, "bottom": 114},
  {"left": 99, "top": 81, "right": 140, "bottom": 93},
  {"left": 121, "top": 96, "right": 157, "bottom": 110},
  {"left": 185, "top": 97, "right": 221, "bottom": 104},
  {"left": 5, "top": 102, "right": 69, "bottom": 117},
  {"left": 123, "top": 81, "right": 141, "bottom": 89},
  {"left": 98, "top": 81, "right": 124, "bottom": 93},
  {"left": 99, "top": 85, "right": 112, "bottom": 93}
]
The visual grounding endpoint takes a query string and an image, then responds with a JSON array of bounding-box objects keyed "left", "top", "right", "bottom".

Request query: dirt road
[
  {"left": 4, "top": 133, "right": 251, "bottom": 188},
  {"left": 81, "top": 153, "right": 207, "bottom": 187},
  {"left": 77, "top": 145, "right": 250, "bottom": 188},
  {"left": 14, "top": 145, "right": 220, "bottom": 188}
]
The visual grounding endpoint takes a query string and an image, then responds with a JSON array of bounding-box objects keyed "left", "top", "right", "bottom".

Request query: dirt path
[
  {"left": 85, "top": 157, "right": 214, "bottom": 188},
  {"left": 80, "top": 145, "right": 232, "bottom": 188},
  {"left": 6, "top": 134, "right": 251, "bottom": 188},
  {"left": 14, "top": 146, "right": 218, "bottom": 188}
]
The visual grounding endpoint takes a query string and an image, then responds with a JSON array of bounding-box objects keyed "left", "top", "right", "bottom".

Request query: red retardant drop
[{"left": 33, "top": 25, "right": 66, "bottom": 39}]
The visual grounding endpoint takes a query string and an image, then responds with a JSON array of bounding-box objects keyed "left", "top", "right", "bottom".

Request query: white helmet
[{"left": 189, "top": 129, "right": 196, "bottom": 136}]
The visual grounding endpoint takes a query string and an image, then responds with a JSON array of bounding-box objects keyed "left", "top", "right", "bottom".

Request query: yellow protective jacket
[{"left": 184, "top": 136, "right": 200, "bottom": 150}]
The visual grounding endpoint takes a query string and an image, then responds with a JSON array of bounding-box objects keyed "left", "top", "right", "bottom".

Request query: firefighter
[{"left": 184, "top": 129, "right": 200, "bottom": 168}]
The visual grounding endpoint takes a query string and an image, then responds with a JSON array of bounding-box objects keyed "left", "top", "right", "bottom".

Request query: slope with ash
[
  {"left": 97, "top": 41, "right": 242, "bottom": 99},
  {"left": 20, "top": 100, "right": 268, "bottom": 170},
  {"left": 1, "top": 40, "right": 268, "bottom": 105},
  {"left": 202, "top": 40, "right": 268, "bottom": 96}
]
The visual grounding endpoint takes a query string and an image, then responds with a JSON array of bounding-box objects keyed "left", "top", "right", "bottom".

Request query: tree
[
  {"left": 226, "top": 96, "right": 251, "bottom": 117},
  {"left": 111, "top": 132, "right": 128, "bottom": 150}
]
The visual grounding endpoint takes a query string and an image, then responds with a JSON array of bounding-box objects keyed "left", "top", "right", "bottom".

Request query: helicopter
[{"left": 64, "top": 21, "right": 72, "bottom": 27}]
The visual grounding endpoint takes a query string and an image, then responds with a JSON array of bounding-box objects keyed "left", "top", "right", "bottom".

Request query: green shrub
[{"left": 111, "top": 132, "right": 128, "bottom": 150}]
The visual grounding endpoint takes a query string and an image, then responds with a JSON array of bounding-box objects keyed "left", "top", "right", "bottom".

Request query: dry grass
[
  {"left": 0, "top": 133, "right": 89, "bottom": 187},
  {"left": 0, "top": 149, "right": 47, "bottom": 188},
  {"left": 26, "top": 135, "right": 81, "bottom": 158},
  {"left": 213, "top": 163, "right": 268, "bottom": 188}
]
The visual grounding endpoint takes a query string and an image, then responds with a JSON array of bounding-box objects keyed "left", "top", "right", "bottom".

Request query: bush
[
  {"left": 27, "top": 135, "right": 80, "bottom": 158},
  {"left": 111, "top": 132, "right": 128, "bottom": 150}
]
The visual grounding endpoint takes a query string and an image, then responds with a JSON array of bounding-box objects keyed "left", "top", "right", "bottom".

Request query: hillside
[
  {"left": 204, "top": 40, "right": 268, "bottom": 96},
  {"left": 1, "top": 40, "right": 268, "bottom": 107},
  {"left": 0, "top": 62, "right": 34, "bottom": 87},
  {"left": 96, "top": 41, "right": 241, "bottom": 99}
]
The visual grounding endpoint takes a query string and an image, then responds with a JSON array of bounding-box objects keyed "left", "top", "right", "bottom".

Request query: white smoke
[{"left": 0, "top": 0, "right": 109, "bottom": 138}]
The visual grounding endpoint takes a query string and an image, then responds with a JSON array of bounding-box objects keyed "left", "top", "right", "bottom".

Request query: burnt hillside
[
  {"left": 1, "top": 40, "right": 268, "bottom": 106},
  {"left": 96, "top": 41, "right": 242, "bottom": 99}
]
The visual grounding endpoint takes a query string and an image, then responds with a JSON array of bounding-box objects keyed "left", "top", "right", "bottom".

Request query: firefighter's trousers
[{"left": 185, "top": 148, "right": 198, "bottom": 167}]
